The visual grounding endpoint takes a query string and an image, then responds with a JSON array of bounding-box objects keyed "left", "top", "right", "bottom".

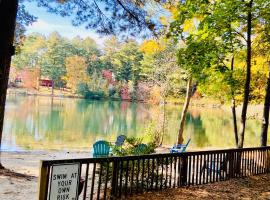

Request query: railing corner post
[
  {"left": 38, "top": 160, "right": 49, "bottom": 200},
  {"left": 180, "top": 154, "right": 188, "bottom": 186},
  {"left": 110, "top": 159, "right": 118, "bottom": 200},
  {"left": 267, "top": 149, "right": 270, "bottom": 173}
]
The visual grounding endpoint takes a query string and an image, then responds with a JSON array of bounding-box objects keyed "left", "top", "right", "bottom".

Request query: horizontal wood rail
[{"left": 38, "top": 146, "right": 270, "bottom": 200}]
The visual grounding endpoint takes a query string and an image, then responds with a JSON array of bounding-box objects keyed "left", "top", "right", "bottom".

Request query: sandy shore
[
  {"left": 0, "top": 149, "right": 170, "bottom": 200},
  {"left": 0, "top": 150, "right": 92, "bottom": 200}
]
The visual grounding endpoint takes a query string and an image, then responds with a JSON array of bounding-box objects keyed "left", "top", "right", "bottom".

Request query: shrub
[
  {"left": 108, "top": 86, "right": 116, "bottom": 97},
  {"left": 76, "top": 83, "right": 105, "bottom": 99},
  {"left": 76, "top": 82, "right": 89, "bottom": 96},
  {"left": 111, "top": 136, "right": 156, "bottom": 156}
]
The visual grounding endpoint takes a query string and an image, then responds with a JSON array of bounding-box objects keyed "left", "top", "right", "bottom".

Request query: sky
[{"left": 24, "top": 1, "right": 107, "bottom": 45}]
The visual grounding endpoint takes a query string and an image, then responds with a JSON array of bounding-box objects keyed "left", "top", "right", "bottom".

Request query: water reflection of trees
[
  {"left": 3, "top": 95, "right": 267, "bottom": 150},
  {"left": 4, "top": 96, "right": 153, "bottom": 150},
  {"left": 185, "top": 112, "right": 208, "bottom": 148}
]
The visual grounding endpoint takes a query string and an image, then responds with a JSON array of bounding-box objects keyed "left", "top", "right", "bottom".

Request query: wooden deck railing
[{"left": 38, "top": 146, "right": 270, "bottom": 200}]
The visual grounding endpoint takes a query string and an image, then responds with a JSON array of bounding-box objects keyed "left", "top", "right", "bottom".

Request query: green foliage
[
  {"left": 12, "top": 33, "right": 46, "bottom": 69},
  {"left": 85, "top": 91, "right": 105, "bottom": 100},
  {"left": 169, "top": 0, "right": 270, "bottom": 105},
  {"left": 143, "top": 121, "right": 164, "bottom": 147},
  {"left": 108, "top": 87, "right": 116, "bottom": 97},
  {"left": 33, "top": 0, "right": 163, "bottom": 38},
  {"left": 76, "top": 82, "right": 89, "bottom": 96},
  {"left": 77, "top": 83, "right": 105, "bottom": 100},
  {"left": 15, "top": 3, "right": 37, "bottom": 50},
  {"left": 111, "top": 136, "right": 156, "bottom": 156},
  {"left": 112, "top": 40, "right": 143, "bottom": 85}
]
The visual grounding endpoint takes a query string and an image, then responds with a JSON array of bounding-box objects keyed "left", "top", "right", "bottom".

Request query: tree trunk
[
  {"left": 231, "top": 99, "right": 238, "bottom": 146},
  {"left": 51, "top": 80, "right": 54, "bottom": 96},
  {"left": 238, "top": 0, "right": 253, "bottom": 148},
  {"left": 260, "top": 62, "right": 270, "bottom": 146},
  {"left": 160, "top": 96, "right": 166, "bottom": 146},
  {"left": 0, "top": 0, "right": 18, "bottom": 169},
  {"left": 177, "top": 77, "right": 192, "bottom": 145},
  {"left": 230, "top": 56, "right": 238, "bottom": 147}
]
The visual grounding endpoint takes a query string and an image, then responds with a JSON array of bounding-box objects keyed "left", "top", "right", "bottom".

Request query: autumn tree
[
  {"left": 253, "top": 4, "right": 270, "bottom": 146},
  {"left": 12, "top": 33, "right": 46, "bottom": 68},
  {"left": 114, "top": 40, "right": 143, "bottom": 85},
  {"left": 65, "top": 55, "right": 88, "bottom": 92},
  {"left": 168, "top": 0, "right": 270, "bottom": 147},
  {"left": 140, "top": 39, "right": 184, "bottom": 145}
]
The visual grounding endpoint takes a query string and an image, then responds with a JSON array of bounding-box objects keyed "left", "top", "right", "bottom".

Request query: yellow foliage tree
[
  {"left": 65, "top": 55, "right": 89, "bottom": 92},
  {"left": 140, "top": 40, "right": 165, "bottom": 55}
]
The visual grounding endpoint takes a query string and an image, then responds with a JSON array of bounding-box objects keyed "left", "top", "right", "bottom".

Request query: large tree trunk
[
  {"left": 159, "top": 96, "right": 166, "bottom": 146},
  {"left": 231, "top": 98, "right": 238, "bottom": 146},
  {"left": 260, "top": 62, "right": 270, "bottom": 146},
  {"left": 0, "top": 0, "right": 18, "bottom": 169},
  {"left": 238, "top": 0, "right": 253, "bottom": 148},
  {"left": 230, "top": 56, "right": 238, "bottom": 147},
  {"left": 177, "top": 77, "right": 192, "bottom": 145}
]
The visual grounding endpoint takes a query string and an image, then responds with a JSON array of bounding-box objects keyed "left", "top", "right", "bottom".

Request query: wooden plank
[{"left": 38, "top": 161, "right": 50, "bottom": 200}]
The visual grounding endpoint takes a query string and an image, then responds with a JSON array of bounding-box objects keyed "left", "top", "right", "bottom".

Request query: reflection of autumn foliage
[
  {"left": 189, "top": 109, "right": 201, "bottom": 118},
  {"left": 120, "top": 101, "right": 129, "bottom": 111},
  {"left": 4, "top": 95, "right": 264, "bottom": 151},
  {"left": 192, "top": 91, "right": 202, "bottom": 99}
]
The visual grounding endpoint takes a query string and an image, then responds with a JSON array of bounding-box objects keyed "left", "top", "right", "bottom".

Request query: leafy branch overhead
[{"left": 28, "top": 0, "right": 167, "bottom": 37}]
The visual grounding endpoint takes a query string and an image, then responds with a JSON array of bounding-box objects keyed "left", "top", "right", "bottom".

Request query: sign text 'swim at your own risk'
[{"left": 48, "top": 163, "right": 80, "bottom": 200}]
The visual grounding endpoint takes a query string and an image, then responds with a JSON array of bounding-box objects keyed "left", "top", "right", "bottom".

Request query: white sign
[{"left": 48, "top": 163, "right": 80, "bottom": 200}]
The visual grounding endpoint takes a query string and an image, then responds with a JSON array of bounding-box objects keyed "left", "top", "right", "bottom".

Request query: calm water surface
[{"left": 2, "top": 95, "right": 267, "bottom": 151}]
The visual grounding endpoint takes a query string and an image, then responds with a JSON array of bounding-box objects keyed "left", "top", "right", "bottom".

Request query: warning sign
[{"left": 48, "top": 163, "right": 80, "bottom": 200}]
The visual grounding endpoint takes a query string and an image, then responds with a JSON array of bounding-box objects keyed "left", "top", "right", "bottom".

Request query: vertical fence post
[
  {"left": 228, "top": 151, "right": 234, "bottom": 178},
  {"left": 267, "top": 149, "right": 270, "bottom": 173},
  {"left": 38, "top": 161, "right": 49, "bottom": 200},
  {"left": 110, "top": 159, "right": 118, "bottom": 200},
  {"left": 180, "top": 154, "right": 188, "bottom": 186},
  {"left": 235, "top": 150, "right": 242, "bottom": 177}
]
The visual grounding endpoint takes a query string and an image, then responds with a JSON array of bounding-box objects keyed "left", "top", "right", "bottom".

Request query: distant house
[
  {"left": 39, "top": 79, "right": 53, "bottom": 87},
  {"left": 9, "top": 67, "right": 40, "bottom": 89}
]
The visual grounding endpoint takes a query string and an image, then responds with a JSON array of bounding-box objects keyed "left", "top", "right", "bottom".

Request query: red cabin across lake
[{"left": 39, "top": 79, "right": 53, "bottom": 87}]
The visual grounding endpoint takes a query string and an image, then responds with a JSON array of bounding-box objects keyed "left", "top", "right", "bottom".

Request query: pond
[{"left": 1, "top": 94, "right": 267, "bottom": 151}]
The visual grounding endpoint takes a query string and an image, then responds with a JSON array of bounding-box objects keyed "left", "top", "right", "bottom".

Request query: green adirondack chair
[{"left": 93, "top": 140, "right": 110, "bottom": 157}]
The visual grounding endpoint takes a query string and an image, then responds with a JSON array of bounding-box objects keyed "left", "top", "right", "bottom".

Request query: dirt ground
[
  {"left": 129, "top": 173, "right": 270, "bottom": 200},
  {"left": 0, "top": 151, "right": 269, "bottom": 200}
]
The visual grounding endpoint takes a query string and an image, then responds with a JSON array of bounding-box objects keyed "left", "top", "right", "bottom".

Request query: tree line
[{"left": 12, "top": 32, "right": 185, "bottom": 101}]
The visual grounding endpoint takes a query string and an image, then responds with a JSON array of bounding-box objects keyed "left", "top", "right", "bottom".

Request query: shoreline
[{"left": 7, "top": 88, "right": 270, "bottom": 124}]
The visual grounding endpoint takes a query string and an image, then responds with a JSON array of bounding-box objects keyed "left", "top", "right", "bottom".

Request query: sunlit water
[{"left": 1, "top": 94, "right": 268, "bottom": 151}]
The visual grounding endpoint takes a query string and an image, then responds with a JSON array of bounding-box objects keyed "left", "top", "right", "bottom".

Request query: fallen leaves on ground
[{"left": 128, "top": 173, "right": 270, "bottom": 200}]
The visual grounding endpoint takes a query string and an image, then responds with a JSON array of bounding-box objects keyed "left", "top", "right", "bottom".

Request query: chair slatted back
[
  {"left": 115, "top": 135, "right": 126, "bottom": 146},
  {"left": 93, "top": 140, "right": 110, "bottom": 157}
]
